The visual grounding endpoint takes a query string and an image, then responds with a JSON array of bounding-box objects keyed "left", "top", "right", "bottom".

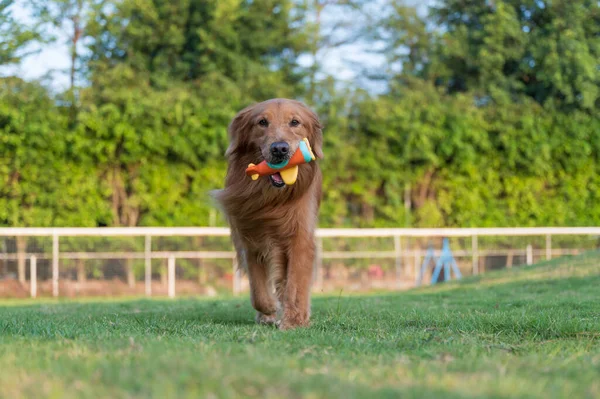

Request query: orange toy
[{"left": 245, "top": 138, "right": 316, "bottom": 185}]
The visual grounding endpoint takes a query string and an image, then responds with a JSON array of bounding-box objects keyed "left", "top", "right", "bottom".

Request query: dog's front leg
[
  {"left": 247, "top": 252, "right": 278, "bottom": 325},
  {"left": 279, "top": 236, "right": 315, "bottom": 330}
]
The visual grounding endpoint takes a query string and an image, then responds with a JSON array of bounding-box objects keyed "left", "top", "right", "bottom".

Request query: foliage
[
  {"left": 0, "top": 77, "right": 109, "bottom": 226},
  {"left": 0, "top": 0, "right": 39, "bottom": 65}
]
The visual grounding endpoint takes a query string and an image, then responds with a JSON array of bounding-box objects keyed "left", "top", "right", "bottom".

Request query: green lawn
[{"left": 1, "top": 254, "right": 599, "bottom": 399}]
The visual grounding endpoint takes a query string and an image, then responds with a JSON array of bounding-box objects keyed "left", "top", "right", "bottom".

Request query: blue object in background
[{"left": 417, "top": 238, "right": 462, "bottom": 286}]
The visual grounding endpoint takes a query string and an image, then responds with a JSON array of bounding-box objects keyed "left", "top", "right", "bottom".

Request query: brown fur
[{"left": 213, "top": 98, "right": 323, "bottom": 330}]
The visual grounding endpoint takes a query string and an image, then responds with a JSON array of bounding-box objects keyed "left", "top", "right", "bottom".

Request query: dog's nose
[{"left": 270, "top": 142, "right": 289, "bottom": 158}]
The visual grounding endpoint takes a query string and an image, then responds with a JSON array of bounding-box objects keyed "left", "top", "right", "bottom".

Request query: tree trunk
[
  {"left": 307, "top": 1, "right": 325, "bottom": 103},
  {"left": 17, "top": 237, "right": 26, "bottom": 284},
  {"left": 413, "top": 168, "right": 435, "bottom": 208},
  {"left": 361, "top": 202, "right": 374, "bottom": 223},
  {"left": 68, "top": 1, "right": 84, "bottom": 125}
]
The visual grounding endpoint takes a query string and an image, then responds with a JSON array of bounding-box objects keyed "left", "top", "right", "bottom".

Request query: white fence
[{"left": 0, "top": 227, "right": 598, "bottom": 298}]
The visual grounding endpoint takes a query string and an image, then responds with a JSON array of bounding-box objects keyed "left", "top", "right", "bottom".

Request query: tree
[
  {"left": 30, "top": 0, "right": 97, "bottom": 123},
  {"left": 376, "top": 0, "right": 599, "bottom": 111},
  {"left": 0, "top": 0, "right": 39, "bottom": 65},
  {"left": 432, "top": 0, "right": 599, "bottom": 111},
  {"left": 86, "top": 0, "right": 310, "bottom": 98},
  {"left": 373, "top": 1, "right": 439, "bottom": 84},
  {"left": 299, "top": 0, "right": 369, "bottom": 103},
  {"left": 0, "top": 77, "right": 109, "bottom": 227}
]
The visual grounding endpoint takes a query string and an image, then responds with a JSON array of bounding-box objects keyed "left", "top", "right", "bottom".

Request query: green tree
[
  {"left": 434, "top": 0, "right": 599, "bottom": 111},
  {"left": 86, "top": 0, "right": 310, "bottom": 99},
  {"left": 30, "top": 0, "right": 97, "bottom": 123},
  {"left": 376, "top": 0, "right": 599, "bottom": 111},
  {"left": 0, "top": 77, "right": 108, "bottom": 227},
  {"left": 0, "top": 0, "right": 39, "bottom": 65}
]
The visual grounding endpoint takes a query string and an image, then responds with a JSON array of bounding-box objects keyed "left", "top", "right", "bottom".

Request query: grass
[{"left": 1, "top": 254, "right": 599, "bottom": 398}]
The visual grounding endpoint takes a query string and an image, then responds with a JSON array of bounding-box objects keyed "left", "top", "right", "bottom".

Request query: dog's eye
[
  {"left": 290, "top": 119, "right": 300, "bottom": 127},
  {"left": 258, "top": 118, "right": 269, "bottom": 127}
]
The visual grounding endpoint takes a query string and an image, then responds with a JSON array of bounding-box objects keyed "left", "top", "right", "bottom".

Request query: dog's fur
[{"left": 213, "top": 98, "right": 323, "bottom": 330}]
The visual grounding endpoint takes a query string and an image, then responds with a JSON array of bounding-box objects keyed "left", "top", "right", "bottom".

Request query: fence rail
[{"left": 0, "top": 227, "right": 598, "bottom": 298}]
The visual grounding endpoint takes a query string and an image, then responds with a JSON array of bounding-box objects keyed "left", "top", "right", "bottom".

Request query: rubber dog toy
[{"left": 245, "top": 138, "right": 316, "bottom": 185}]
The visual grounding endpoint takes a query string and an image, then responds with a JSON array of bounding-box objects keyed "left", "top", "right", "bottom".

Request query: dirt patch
[
  {"left": 0, "top": 276, "right": 415, "bottom": 298},
  {"left": 0, "top": 279, "right": 29, "bottom": 298}
]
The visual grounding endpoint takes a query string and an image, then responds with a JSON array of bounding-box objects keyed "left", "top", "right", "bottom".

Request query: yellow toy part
[
  {"left": 247, "top": 163, "right": 260, "bottom": 180},
  {"left": 279, "top": 165, "right": 298, "bottom": 185}
]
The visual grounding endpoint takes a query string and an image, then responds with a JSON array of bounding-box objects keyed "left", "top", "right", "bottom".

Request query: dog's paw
[
  {"left": 279, "top": 313, "right": 310, "bottom": 331},
  {"left": 256, "top": 312, "right": 278, "bottom": 326}
]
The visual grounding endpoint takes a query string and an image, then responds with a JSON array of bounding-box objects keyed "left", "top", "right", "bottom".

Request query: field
[{"left": 1, "top": 253, "right": 599, "bottom": 398}]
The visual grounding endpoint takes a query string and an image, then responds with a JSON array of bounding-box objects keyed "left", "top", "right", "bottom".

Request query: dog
[{"left": 213, "top": 98, "right": 323, "bottom": 330}]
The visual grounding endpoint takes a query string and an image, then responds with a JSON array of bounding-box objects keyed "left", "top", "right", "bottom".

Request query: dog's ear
[
  {"left": 225, "top": 104, "right": 255, "bottom": 157},
  {"left": 304, "top": 106, "right": 324, "bottom": 159}
]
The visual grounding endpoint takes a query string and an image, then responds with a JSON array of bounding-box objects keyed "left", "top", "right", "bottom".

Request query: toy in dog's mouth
[{"left": 246, "top": 138, "right": 313, "bottom": 187}]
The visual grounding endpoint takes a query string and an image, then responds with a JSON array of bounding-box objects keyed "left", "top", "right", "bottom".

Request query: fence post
[
  {"left": 472, "top": 235, "right": 479, "bottom": 275},
  {"left": 145, "top": 235, "right": 152, "bottom": 296},
  {"left": 526, "top": 244, "right": 533, "bottom": 265},
  {"left": 30, "top": 255, "right": 37, "bottom": 298},
  {"left": 546, "top": 235, "right": 552, "bottom": 260},
  {"left": 17, "top": 237, "right": 26, "bottom": 285},
  {"left": 52, "top": 234, "right": 59, "bottom": 297},
  {"left": 394, "top": 235, "right": 402, "bottom": 289},
  {"left": 168, "top": 256, "right": 176, "bottom": 299}
]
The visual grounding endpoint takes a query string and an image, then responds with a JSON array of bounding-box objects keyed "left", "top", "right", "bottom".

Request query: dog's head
[{"left": 226, "top": 99, "right": 323, "bottom": 188}]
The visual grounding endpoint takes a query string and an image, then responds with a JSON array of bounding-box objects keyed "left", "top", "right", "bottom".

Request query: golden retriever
[{"left": 214, "top": 98, "right": 323, "bottom": 330}]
